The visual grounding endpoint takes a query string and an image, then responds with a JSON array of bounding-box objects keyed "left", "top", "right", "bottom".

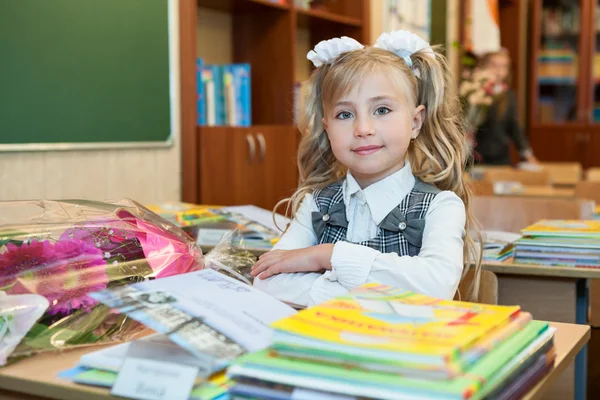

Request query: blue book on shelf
[
  {"left": 224, "top": 63, "right": 251, "bottom": 127},
  {"left": 196, "top": 58, "right": 205, "bottom": 126},
  {"left": 202, "top": 65, "right": 225, "bottom": 126}
]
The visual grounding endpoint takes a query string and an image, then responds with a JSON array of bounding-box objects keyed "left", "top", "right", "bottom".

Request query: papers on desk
[
  {"left": 89, "top": 269, "right": 296, "bottom": 365},
  {"left": 147, "top": 202, "right": 290, "bottom": 251},
  {"left": 493, "top": 181, "right": 525, "bottom": 195},
  {"left": 60, "top": 268, "right": 295, "bottom": 398}
]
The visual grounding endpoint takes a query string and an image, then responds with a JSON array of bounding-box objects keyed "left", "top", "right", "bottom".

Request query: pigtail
[
  {"left": 273, "top": 65, "right": 344, "bottom": 229},
  {"left": 410, "top": 49, "right": 483, "bottom": 302}
]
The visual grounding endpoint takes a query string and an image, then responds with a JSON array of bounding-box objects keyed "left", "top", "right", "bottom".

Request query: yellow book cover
[
  {"left": 272, "top": 284, "right": 520, "bottom": 361},
  {"left": 521, "top": 219, "right": 600, "bottom": 237}
]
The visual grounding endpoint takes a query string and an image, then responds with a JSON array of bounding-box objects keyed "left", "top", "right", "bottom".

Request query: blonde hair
[{"left": 276, "top": 45, "right": 482, "bottom": 301}]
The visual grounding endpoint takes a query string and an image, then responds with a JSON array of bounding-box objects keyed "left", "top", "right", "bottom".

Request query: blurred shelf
[
  {"left": 295, "top": 7, "right": 362, "bottom": 29},
  {"left": 538, "top": 77, "right": 577, "bottom": 85},
  {"left": 197, "top": 0, "right": 289, "bottom": 13}
]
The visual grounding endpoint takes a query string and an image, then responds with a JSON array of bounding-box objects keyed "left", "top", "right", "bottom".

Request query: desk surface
[
  {"left": 0, "top": 322, "right": 590, "bottom": 400},
  {"left": 523, "top": 322, "right": 590, "bottom": 400},
  {"left": 483, "top": 259, "right": 600, "bottom": 279}
]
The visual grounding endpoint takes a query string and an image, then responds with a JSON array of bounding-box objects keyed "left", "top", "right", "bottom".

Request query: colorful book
[
  {"left": 196, "top": 58, "right": 206, "bottom": 126},
  {"left": 223, "top": 64, "right": 251, "bottom": 127},
  {"left": 271, "top": 284, "right": 521, "bottom": 375},
  {"left": 228, "top": 321, "right": 551, "bottom": 400},
  {"left": 521, "top": 220, "right": 600, "bottom": 238},
  {"left": 202, "top": 65, "right": 225, "bottom": 126}
]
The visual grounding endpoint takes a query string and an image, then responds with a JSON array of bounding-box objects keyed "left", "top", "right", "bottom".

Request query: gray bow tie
[
  {"left": 312, "top": 200, "right": 348, "bottom": 239},
  {"left": 379, "top": 208, "right": 426, "bottom": 248}
]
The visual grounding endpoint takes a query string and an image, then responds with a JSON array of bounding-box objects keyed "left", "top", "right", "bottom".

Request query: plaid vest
[{"left": 311, "top": 179, "right": 440, "bottom": 256}]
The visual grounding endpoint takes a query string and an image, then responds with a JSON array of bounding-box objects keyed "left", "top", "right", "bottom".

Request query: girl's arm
[
  {"left": 253, "top": 193, "right": 348, "bottom": 306},
  {"left": 506, "top": 91, "right": 536, "bottom": 162},
  {"left": 324, "top": 191, "right": 465, "bottom": 300}
]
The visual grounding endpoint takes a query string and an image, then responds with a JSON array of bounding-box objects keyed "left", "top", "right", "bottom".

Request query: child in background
[
  {"left": 252, "top": 31, "right": 481, "bottom": 307},
  {"left": 474, "top": 48, "right": 537, "bottom": 165}
]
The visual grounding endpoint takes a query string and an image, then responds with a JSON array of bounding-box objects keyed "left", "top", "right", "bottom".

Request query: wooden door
[
  {"left": 254, "top": 126, "right": 298, "bottom": 211},
  {"left": 199, "top": 126, "right": 265, "bottom": 206}
]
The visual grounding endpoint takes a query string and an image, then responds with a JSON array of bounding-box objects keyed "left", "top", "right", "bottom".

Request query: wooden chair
[
  {"left": 586, "top": 168, "right": 600, "bottom": 182},
  {"left": 471, "top": 196, "right": 595, "bottom": 232},
  {"left": 455, "top": 269, "right": 498, "bottom": 305},
  {"left": 575, "top": 181, "right": 600, "bottom": 203},
  {"left": 539, "top": 162, "right": 582, "bottom": 186},
  {"left": 483, "top": 169, "right": 551, "bottom": 186}
]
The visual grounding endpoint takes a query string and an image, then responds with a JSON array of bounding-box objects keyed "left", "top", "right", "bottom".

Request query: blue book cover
[
  {"left": 224, "top": 64, "right": 251, "bottom": 127},
  {"left": 203, "top": 65, "right": 225, "bottom": 126},
  {"left": 196, "top": 58, "right": 205, "bottom": 126}
]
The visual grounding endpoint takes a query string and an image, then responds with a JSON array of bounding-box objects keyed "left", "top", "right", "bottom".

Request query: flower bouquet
[
  {"left": 458, "top": 69, "right": 508, "bottom": 154},
  {"left": 0, "top": 199, "right": 257, "bottom": 364}
]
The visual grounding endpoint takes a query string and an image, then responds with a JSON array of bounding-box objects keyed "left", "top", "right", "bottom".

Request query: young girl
[
  {"left": 474, "top": 48, "right": 537, "bottom": 165},
  {"left": 251, "top": 30, "right": 480, "bottom": 307}
]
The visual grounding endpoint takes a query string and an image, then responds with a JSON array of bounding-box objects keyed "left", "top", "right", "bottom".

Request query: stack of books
[
  {"left": 514, "top": 220, "right": 600, "bottom": 267},
  {"left": 481, "top": 231, "right": 520, "bottom": 262},
  {"left": 228, "top": 283, "right": 555, "bottom": 400}
]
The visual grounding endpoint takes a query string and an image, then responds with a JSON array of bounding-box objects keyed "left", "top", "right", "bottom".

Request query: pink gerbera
[
  {"left": 0, "top": 239, "right": 55, "bottom": 290},
  {"left": 2, "top": 239, "right": 109, "bottom": 315}
]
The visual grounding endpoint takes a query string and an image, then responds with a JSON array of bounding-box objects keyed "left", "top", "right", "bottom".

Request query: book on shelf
[{"left": 197, "top": 58, "right": 251, "bottom": 127}]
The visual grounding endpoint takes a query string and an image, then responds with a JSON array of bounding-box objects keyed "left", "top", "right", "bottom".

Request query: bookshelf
[
  {"left": 180, "top": 0, "right": 370, "bottom": 209},
  {"left": 527, "top": 0, "right": 600, "bottom": 168}
]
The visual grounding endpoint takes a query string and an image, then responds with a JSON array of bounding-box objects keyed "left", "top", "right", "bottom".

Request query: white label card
[{"left": 111, "top": 357, "right": 197, "bottom": 400}]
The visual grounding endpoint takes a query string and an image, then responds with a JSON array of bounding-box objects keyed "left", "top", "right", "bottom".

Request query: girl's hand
[
  {"left": 251, "top": 244, "right": 334, "bottom": 279},
  {"left": 526, "top": 154, "right": 539, "bottom": 164}
]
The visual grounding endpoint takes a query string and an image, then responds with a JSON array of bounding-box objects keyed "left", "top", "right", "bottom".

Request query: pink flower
[
  {"left": 0, "top": 239, "right": 108, "bottom": 315},
  {"left": 115, "top": 210, "right": 203, "bottom": 278},
  {"left": 0, "top": 240, "right": 55, "bottom": 290}
]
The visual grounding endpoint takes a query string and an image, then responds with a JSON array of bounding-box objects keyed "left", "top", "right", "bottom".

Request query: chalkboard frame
[{"left": 0, "top": 0, "right": 179, "bottom": 152}]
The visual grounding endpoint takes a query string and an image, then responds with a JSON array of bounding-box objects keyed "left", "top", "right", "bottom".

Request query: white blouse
[{"left": 253, "top": 161, "right": 466, "bottom": 307}]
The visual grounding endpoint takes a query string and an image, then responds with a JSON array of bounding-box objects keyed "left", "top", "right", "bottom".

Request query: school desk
[
  {"left": 495, "top": 185, "right": 576, "bottom": 199},
  {"left": 0, "top": 322, "right": 589, "bottom": 400},
  {"left": 482, "top": 260, "right": 599, "bottom": 400}
]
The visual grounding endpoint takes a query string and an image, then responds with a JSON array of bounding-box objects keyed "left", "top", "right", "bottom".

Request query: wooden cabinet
[
  {"left": 199, "top": 126, "right": 298, "bottom": 210},
  {"left": 528, "top": 0, "right": 600, "bottom": 167},
  {"left": 179, "top": 0, "right": 370, "bottom": 206}
]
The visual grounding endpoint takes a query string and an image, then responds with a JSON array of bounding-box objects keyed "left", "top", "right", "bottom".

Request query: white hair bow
[
  {"left": 306, "top": 36, "right": 364, "bottom": 67},
  {"left": 374, "top": 30, "right": 434, "bottom": 76}
]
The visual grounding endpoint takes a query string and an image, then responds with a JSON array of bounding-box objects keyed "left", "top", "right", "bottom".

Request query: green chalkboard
[{"left": 0, "top": 0, "right": 172, "bottom": 149}]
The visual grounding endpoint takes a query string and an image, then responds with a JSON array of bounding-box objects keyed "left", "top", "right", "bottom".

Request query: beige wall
[{"left": 0, "top": 1, "right": 181, "bottom": 204}]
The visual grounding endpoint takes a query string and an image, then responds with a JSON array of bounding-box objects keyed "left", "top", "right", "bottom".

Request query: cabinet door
[
  {"left": 530, "top": 128, "right": 581, "bottom": 162},
  {"left": 584, "top": 132, "right": 600, "bottom": 167},
  {"left": 253, "top": 126, "right": 298, "bottom": 211},
  {"left": 199, "top": 127, "right": 264, "bottom": 206}
]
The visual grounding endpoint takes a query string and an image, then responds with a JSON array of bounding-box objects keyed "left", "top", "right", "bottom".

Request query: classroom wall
[{"left": 0, "top": 1, "right": 181, "bottom": 204}]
